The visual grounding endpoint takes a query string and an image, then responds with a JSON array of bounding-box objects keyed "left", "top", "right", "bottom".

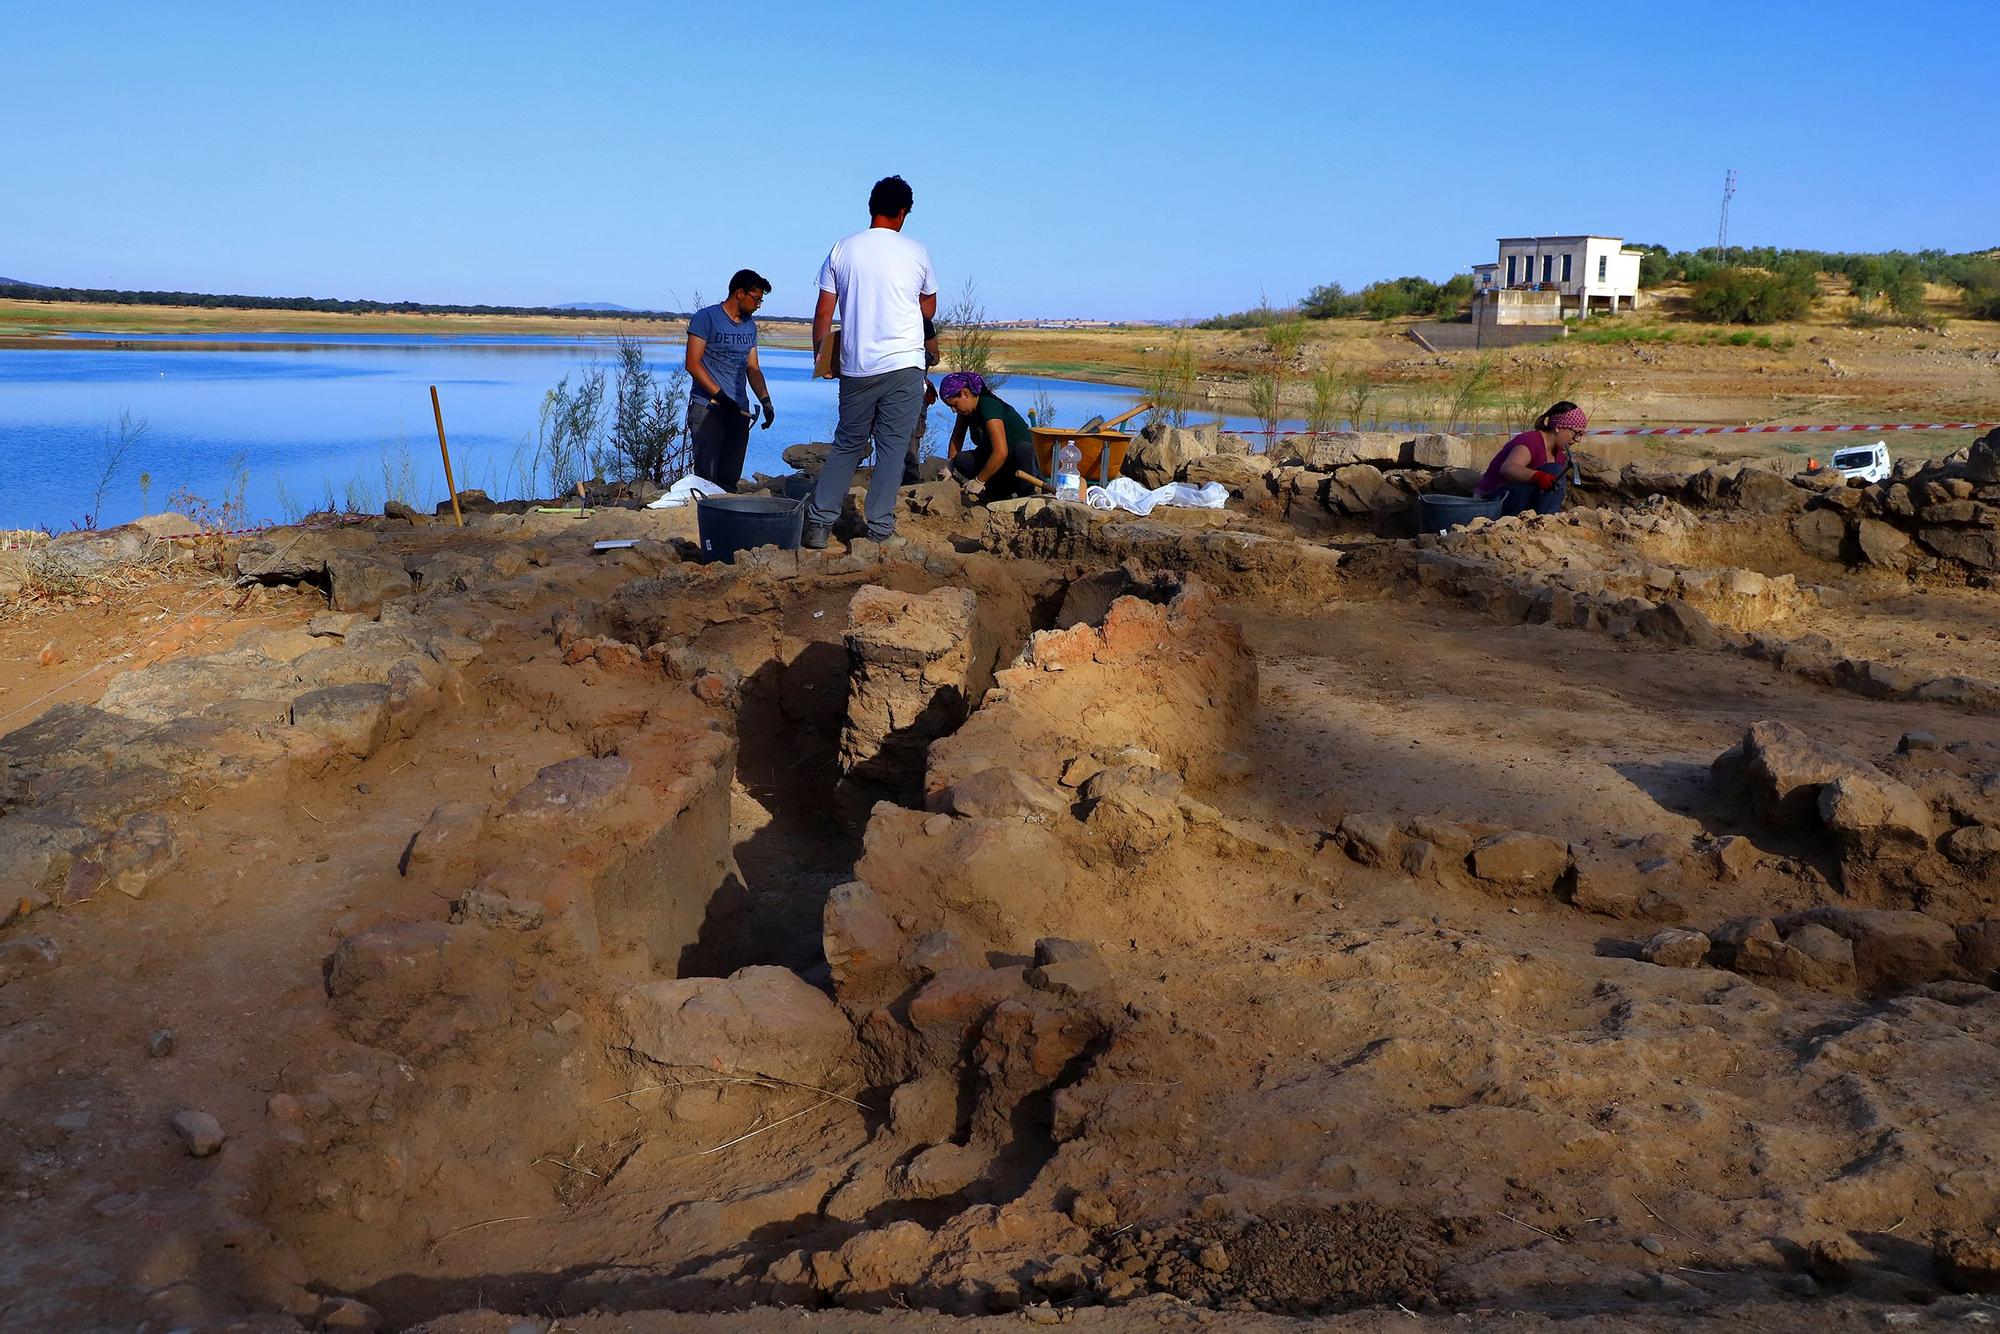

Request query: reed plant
[
  {"left": 274, "top": 478, "right": 304, "bottom": 524},
  {"left": 1338, "top": 369, "right": 1378, "bottom": 431},
  {"left": 1442, "top": 354, "right": 1499, "bottom": 435},
  {"left": 1141, "top": 329, "right": 1199, "bottom": 429},
  {"left": 1028, "top": 388, "right": 1058, "bottom": 429},
  {"left": 1397, "top": 385, "right": 1444, "bottom": 433},
  {"left": 940, "top": 280, "right": 1003, "bottom": 388},
  {"left": 77, "top": 409, "right": 148, "bottom": 531},
  {"left": 1307, "top": 364, "right": 1342, "bottom": 436},
  {"left": 1263, "top": 316, "right": 1308, "bottom": 427},
  {"left": 606, "top": 336, "right": 689, "bottom": 484},
  {"left": 1501, "top": 353, "right": 1584, "bottom": 432},
  {"left": 164, "top": 454, "right": 249, "bottom": 570},
  {"left": 1247, "top": 372, "right": 1280, "bottom": 443},
  {"left": 536, "top": 367, "right": 607, "bottom": 496}
]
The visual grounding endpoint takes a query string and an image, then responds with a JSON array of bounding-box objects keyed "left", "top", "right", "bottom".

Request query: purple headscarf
[{"left": 938, "top": 371, "right": 986, "bottom": 400}]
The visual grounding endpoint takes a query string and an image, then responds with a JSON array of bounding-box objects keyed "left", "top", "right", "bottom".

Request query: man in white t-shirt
[{"left": 805, "top": 175, "right": 938, "bottom": 547}]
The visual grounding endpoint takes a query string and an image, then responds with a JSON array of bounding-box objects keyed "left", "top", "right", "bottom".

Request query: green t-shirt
[{"left": 970, "top": 393, "right": 1034, "bottom": 459}]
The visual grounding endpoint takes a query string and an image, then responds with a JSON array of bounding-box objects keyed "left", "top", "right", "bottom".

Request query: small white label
[{"left": 1057, "top": 471, "right": 1082, "bottom": 495}]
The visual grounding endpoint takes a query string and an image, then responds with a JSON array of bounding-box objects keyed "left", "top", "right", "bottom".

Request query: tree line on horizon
[
  {"left": 1204, "top": 244, "right": 2000, "bottom": 329},
  {"left": 0, "top": 281, "right": 697, "bottom": 322}
]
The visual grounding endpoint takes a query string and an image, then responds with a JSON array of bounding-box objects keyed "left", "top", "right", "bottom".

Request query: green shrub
[
  {"left": 1300, "top": 282, "right": 1364, "bottom": 319},
  {"left": 1432, "top": 274, "right": 1474, "bottom": 318},
  {"left": 605, "top": 336, "right": 689, "bottom": 485},
  {"left": 1360, "top": 276, "right": 1442, "bottom": 320},
  {"left": 1691, "top": 267, "right": 1815, "bottom": 323},
  {"left": 1953, "top": 257, "right": 2000, "bottom": 318},
  {"left": 1197, "top": 305, "right": 1294, "bottom": 331}
]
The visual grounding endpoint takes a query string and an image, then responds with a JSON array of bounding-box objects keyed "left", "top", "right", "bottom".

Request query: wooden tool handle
[{"left": 1100, "top": 402, "right": 1153, "bottom": 431}]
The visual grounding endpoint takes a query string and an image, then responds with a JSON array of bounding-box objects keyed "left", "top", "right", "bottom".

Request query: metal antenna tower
[{"left": 1716, "top": 169, "right": 1738, "bottom": 256}]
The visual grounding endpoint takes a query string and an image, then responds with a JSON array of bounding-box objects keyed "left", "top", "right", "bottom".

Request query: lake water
[{"left": 0, "top": 332, "right": 1280, "bottom": 532}]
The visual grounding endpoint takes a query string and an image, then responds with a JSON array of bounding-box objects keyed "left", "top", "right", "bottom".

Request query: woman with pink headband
[{"left": 1472, "top": 401, "right": 1587, "bottom": 517}]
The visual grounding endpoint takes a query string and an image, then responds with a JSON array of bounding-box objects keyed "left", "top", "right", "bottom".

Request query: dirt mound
[{"left": 1100, "top": 1204, "right": 1468, "bottom": 1314}]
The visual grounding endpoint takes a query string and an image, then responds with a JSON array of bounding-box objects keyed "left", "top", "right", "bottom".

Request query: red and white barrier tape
[
  {"left": 1247, "top": 420, "right": 1993, "bottom": 439},
  {"left": 1585, "top": 421, "right": 1995, "bottom": 438}
]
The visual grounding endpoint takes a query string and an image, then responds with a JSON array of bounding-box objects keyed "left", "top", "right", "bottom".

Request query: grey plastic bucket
[
  {"left": 1416, "top": 493, "right": 1505, "bottom": 535},
  {"left": 695, "top": 494, "right": 805, "bottom": 563}
]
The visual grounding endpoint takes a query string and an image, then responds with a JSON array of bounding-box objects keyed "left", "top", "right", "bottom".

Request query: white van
[{"left": 1829, "top": 441, "right": 1891, "bottom": 484}]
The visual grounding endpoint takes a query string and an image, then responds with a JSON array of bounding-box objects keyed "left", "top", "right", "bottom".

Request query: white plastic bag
[
  {"left": 1082, "top": 477, "right": 1228, "bottom": 516},
  {"left": 645, "top": 475, "right": 728, "bottom": 509}
]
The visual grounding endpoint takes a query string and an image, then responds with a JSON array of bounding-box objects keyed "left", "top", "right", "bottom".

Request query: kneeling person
[
  {"left": 1473, "top": 400, "right": 1586, "bottom": 517},
  {"left": 941, "top": 372, "right": 1037, "bottom": 502}
]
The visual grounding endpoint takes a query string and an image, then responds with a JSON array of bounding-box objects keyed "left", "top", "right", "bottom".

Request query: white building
[{"left": 1472, "top": 235, "right": 1644, "bottom": 318}]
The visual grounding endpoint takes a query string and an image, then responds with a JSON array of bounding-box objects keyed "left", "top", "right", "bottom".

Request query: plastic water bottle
[{"left": 1054, "top": 441, "right": 1083, "bottom": 502}]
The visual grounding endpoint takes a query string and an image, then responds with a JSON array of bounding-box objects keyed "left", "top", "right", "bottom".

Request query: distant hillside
[
  {"left": 554, "top": 301, "right": 633, "bottom": 312},
  {"left": 0, "top": 277, "right": 39, "bottom": 288},
  {"left": 0, "top": 280, "right": 682, "bottom": 321}
]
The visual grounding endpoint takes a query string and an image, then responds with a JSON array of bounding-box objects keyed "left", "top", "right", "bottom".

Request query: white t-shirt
[{"left": 816, "top": 226, "right": 937, "bottom": 377}]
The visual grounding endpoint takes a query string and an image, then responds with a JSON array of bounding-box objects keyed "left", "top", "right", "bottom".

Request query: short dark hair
[
  {"left": 728, "top": 269, "right": 771, "bottom": 296},
  {"left": 868, "top": 175, "right": 914, "bottom": 219}
]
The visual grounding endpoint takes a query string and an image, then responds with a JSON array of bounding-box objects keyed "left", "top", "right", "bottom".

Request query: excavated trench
[
  {"left": 11, "top": 471, "right": 2000, "bottom": 1331},
  {"left": 0, "top": 493, "right": 1351, "bottom": 1330},
  {"left": 241, "top": 545, "right": 1111, "bottom": 1326}
]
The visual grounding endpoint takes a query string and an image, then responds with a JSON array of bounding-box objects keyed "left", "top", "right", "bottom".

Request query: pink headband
[{"left": 1547, "top": 407, "right": 1588, "bottom": 432}]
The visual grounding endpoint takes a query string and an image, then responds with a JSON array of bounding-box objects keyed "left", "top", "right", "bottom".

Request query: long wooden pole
[
  {"left": 429, "top": 385, "right": 463, "bottom": 527},
  {"left": 1099, "top": 401, "right": 1154, "bottom": 432}
]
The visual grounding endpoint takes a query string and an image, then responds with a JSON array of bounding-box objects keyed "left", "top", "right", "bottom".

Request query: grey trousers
[{"left": 808, "top": 366, "right": 925, "bottom": 538}]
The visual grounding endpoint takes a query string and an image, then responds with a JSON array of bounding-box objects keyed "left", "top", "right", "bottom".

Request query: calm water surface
[{"left": 0, "top": 332, "right": 1282, "bottom": 531}]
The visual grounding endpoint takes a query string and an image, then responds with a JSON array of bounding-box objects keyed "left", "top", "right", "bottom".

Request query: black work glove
[
  {"left": 759, "top": 395, "right": 775, "bottom": 429},
  {"left": 709, "top": 391, "right": 739, "bottom": 416}
]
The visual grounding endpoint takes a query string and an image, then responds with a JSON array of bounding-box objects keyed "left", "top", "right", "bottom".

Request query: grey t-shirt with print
[{"left": 688, "top": 302, "right": 757, "bottom": 406}]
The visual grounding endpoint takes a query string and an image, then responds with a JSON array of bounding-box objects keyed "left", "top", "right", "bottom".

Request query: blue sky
[{"left": 4, "top": 0, "right": 1995, "bottom": 321}]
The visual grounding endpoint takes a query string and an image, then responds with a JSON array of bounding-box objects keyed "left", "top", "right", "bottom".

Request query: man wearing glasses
[{"left": 685, "top": 269, "right": 775, "bottom": 491}]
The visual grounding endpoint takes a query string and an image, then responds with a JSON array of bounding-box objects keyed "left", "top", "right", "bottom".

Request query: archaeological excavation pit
[{"left": 5, "top": 439, "right": 2000, "bottom": 1331}]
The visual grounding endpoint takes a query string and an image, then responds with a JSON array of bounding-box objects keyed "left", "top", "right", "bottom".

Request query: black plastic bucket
[
  {"left": 1416, "top": 493, "right": 1505, "bottom": 535},
  {"left": 695, "top": 494, "right": 805, "bottom": 563}
]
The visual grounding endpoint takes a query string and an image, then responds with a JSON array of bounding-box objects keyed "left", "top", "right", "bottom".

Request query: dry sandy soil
[
  {"left": 3, "top": 431, "right": 2000, "bottom": 1333},
  {"left": 990, "top": 308, "right": 2000, "bottom": 463}
]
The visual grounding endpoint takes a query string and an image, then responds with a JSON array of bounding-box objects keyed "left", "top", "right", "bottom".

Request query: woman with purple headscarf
[
  {"left": 939, "top": 371, "right": 1038, "bottom": 503},
  {"left": 1473, "top": 400, "right": 1588, "bottom": 517}
]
